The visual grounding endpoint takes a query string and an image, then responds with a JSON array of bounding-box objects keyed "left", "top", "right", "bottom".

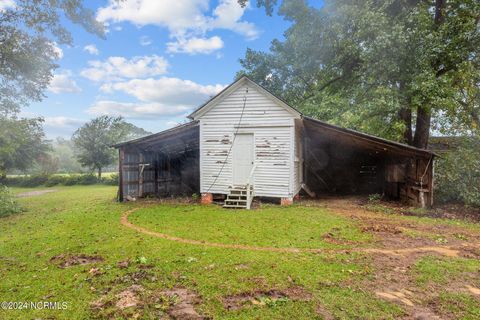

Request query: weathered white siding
[
  {"left": 293, "top": 120, "right": 303, "bottom": 195},
  {"left": 196, "top": 79, "right": 300, "bottom": 198}
]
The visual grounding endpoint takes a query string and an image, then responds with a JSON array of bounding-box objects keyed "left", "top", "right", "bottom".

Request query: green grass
[
  {"left": 435, "top": 292, "right": 480, "bottom": 319},
  {"left": 130, "top": 204, "right": 372, "bottom": 249},
  {"left": 0, "top": 186, "right": 478, "bottom": 319},
  {"left": 413, "top": 255, "right": 480, "bottom": 286}
]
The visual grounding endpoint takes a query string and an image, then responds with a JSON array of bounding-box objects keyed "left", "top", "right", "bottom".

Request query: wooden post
[
  {"left": 430, "top": 159, "right": 435, "bottom": 207},
  {"left": 138, "top": 152, "right": 144, "bottom": 198},
  {"left": 154, "top": 153, "right": 159, "bottom": 197},
  {"left": 118, "top": 148, "right": 124, "bottom": 202}
]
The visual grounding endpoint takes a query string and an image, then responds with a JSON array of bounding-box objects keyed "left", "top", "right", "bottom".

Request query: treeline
[
  {"left": 0, "top": 115, "right": 151, "bottom": 180},
  {"left": 3, "top": 173, "right": 118, "bottom": 188}
]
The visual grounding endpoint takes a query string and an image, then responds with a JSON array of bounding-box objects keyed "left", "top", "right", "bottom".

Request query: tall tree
[
  {"left": 238, "top": 0, "right": 480, "bottom": 148},
  {"left": 0, "top": 0, "right": 104, "bottom": 115},
  {"left": 0, "top": 117, "right": 50, "bottom": 178},
  {"left": 72, "top": 116, "right": 150, "bottom": 178}
]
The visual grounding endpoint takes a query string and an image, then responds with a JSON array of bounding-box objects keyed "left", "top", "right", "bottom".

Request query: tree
[
  {"left": 0, "top": 117, "right": 50, "bottom": 178},
  {"left": 435, "top": 136, "right": 480, "bottom": 206},
  {"left": 238, "top": 0, "right": 480, "bottom": 148},
  {"left": 51, "top": 138, "right": 83, "bottom": 173},
  {"left": 72, "top": 116, "right": 151, "bottom": 178},
  {"left": 0, "top": 0, "right": 104, "bottom": 115}
]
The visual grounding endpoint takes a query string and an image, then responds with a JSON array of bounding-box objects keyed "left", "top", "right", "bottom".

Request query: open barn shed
[
  {"left": 114, "top": 121, "right": 200, "bottom": 201},
  {"left": 114, "top": 76, "right": 436, "bottom": 207},
  {"left": 302, "top": 117, "right": 435, "bottom": 207}
]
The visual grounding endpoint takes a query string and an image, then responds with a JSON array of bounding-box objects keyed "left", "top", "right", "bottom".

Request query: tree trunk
[
  {"left": 398, "top": 107, "right": 413, "bottom": 145},
  {"left": 410, "top": 0, "right": 446, "bottom": 149},
  {"left": 97, "top": 167, "right": 102, "bottom": 179},
  {"left": 413, "top": 106, "right": 431, "bottom": 149},
  {"left": 434, "top": 0, "right": 445, "bottom": 25}
]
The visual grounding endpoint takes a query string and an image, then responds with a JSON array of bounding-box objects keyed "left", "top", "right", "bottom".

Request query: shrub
[
  {"left": 101, "top": 173, "right": 118, "bottom": 186},
  {"left": 76, "top": 174, "right": 99, "bottom": 185},
  {"left": 0, "top": 185, "right": 23, "bottom": 217},
  {"left": 45, "top": 175, "right": 67, "bottom": 187},
  {"left": 435, "top": 137, "right": 480, "bottom": 207},
  {"left": 368, "top": 193, "right": 381, "bottom": 203},
  {"left": 62, "top": 175, "right": 80, "bottom": 186},
  {"left": 19, "top": 175, "right": 49, "bottom": 187}
]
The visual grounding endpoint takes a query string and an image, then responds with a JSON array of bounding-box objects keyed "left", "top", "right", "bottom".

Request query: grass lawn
[{"left": 1, "top": 186, "right": 479, "bottom": 319}]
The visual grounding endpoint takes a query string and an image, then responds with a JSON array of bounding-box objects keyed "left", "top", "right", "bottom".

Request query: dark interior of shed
[
  {"left": 302, "top": 119, "right": 418, "bottom": 199},
  {"left": 304, "top": 135, "right": 388, "bottom": 196},
  {"left": 119, "top": 123, "right": 200, "bottom": 200}
]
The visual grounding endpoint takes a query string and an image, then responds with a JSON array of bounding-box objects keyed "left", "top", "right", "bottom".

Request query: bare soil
[
  {"left": 50, "top": 254, "right": 103, "bottom": 268},
  {"left": 161, "top": 287, "right": 204, "bottom": 320},
  {"left": 315, "top": 197, "right": 480, "bottom": 320},
  {"left": 16, "top": 189, "right": 57, "bottom": 198},
  {"left": 223, "top": 286, "right": 312, "bottom": 311}
]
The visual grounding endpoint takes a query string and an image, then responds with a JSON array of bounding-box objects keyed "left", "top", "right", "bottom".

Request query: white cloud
[
  {"left": 49, "top": 42, "right": 63, "bottom": 59},
  {"left": 83, "top": 44, "right": 99, "bottom": 55},
  {"left": 100, "top": 77, "right": 224, "bottom": 105},
  {"left": 97, "top": 0, "right": 259, "bottom": 54},
  {"left": 0, "top": 0, "right": 15, "bottom": 11},
  {"left": 97, "top": 0, "right": 209, "bottom": 34},
  {"left": 210, "top": 0, "right": 258, "bottom": 40},
  {"left": 167, "top": 36, "right": 223, "bottom": 55},
  {"left": 43, "top": 116, "right": 85, "bottom": 128},
  {"left": 48, "top": 70, "right": 81, "bottom": 94},
  {"left": 88, "top": 101, "right": 191, "bottom": 119},
  {"left": 139, "top": 36, "right": 152, "bottom": 46},
  {"left": 80, "top": 55, "right": 169, "bottom": 82},
  {"left": 91, "top": 77, "right": 225, "bottom": 118}
]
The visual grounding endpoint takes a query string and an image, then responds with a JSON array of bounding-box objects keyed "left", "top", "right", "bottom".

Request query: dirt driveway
[{"left": 16, "top": 189, "right": 57, "bottom": 198}]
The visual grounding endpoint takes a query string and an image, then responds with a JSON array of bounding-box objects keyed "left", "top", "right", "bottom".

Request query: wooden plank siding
[{"left": 197, "top": 81, "right": 301, "bottom": 198}]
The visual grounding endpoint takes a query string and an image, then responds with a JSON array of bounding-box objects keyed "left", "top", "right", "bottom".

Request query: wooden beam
[{"left": 118, "top": 148, "right": 124, "bottom": 202}]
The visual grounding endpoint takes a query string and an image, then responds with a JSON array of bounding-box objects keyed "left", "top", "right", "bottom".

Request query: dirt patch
[
  {"left": 315, "top": 303, "right": 334, "bottom": 320},
  {"left": 16, "top": 189, "right": 57, "bottom": 198},
  {"left": 117, "top": 260, "right": 130, "bottom": 269},
  {"left": 466, "top": 285, "right": 480, "bottom": 295},
  {"left": 115, "top": 284, "right": 144, "bottom": 309},
  {"left": 223, "top": 286, "right": 312, "bottom": 311},
  {"left": 50, "top": 254, "right": 103, "bottom": 268},
  {"left": 161, "top": 287, "right": 204, "bottom": 320},
  {"left": 375, "top": 290, "right": 414, "bottom": 306},
  {"left": 361, "top": 251, "right": 446, "bottom": 319},
  {"left": 456, "top": 244, "right": 480, "bottom": 259},
  {"left": 111, "top": 270, "right": 155, "bottom": 285},
  {"left": 362, "top": 224, "right": 402, "bottom": 234}
]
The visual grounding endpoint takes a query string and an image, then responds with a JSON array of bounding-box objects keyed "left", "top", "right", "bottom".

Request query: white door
[{"left": 233, "top": 133, "right": 254, "bottom": 185}]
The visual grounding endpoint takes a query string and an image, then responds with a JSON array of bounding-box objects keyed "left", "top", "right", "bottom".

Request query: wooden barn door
[{"left": 233, "top": 133, "right": 254, "bottom": 185}]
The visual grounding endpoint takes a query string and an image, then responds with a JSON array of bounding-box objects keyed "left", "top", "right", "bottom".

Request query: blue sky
[{"left": 22, "top": 0, "right": 301, "bottom": 138}]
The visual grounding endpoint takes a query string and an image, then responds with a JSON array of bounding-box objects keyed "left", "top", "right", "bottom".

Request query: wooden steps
[{"left": 223, "top": 185, "right": 254, "bottom": 209}]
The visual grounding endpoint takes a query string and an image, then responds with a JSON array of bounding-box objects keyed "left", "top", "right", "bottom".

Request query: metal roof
[
  {"left": 112, "top": 120, "right": 199, "bottom": 148},
  {"left": 303, "top": 117, "right": 437, "bottom": 157}
]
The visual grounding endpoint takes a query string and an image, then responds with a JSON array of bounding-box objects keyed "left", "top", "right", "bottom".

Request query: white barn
[
  {"left": 189, "top": 76, "right": 302, "bottom": 207},
  {"left": 115, "top": 76, "right": 436, "bottom": 208}
]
